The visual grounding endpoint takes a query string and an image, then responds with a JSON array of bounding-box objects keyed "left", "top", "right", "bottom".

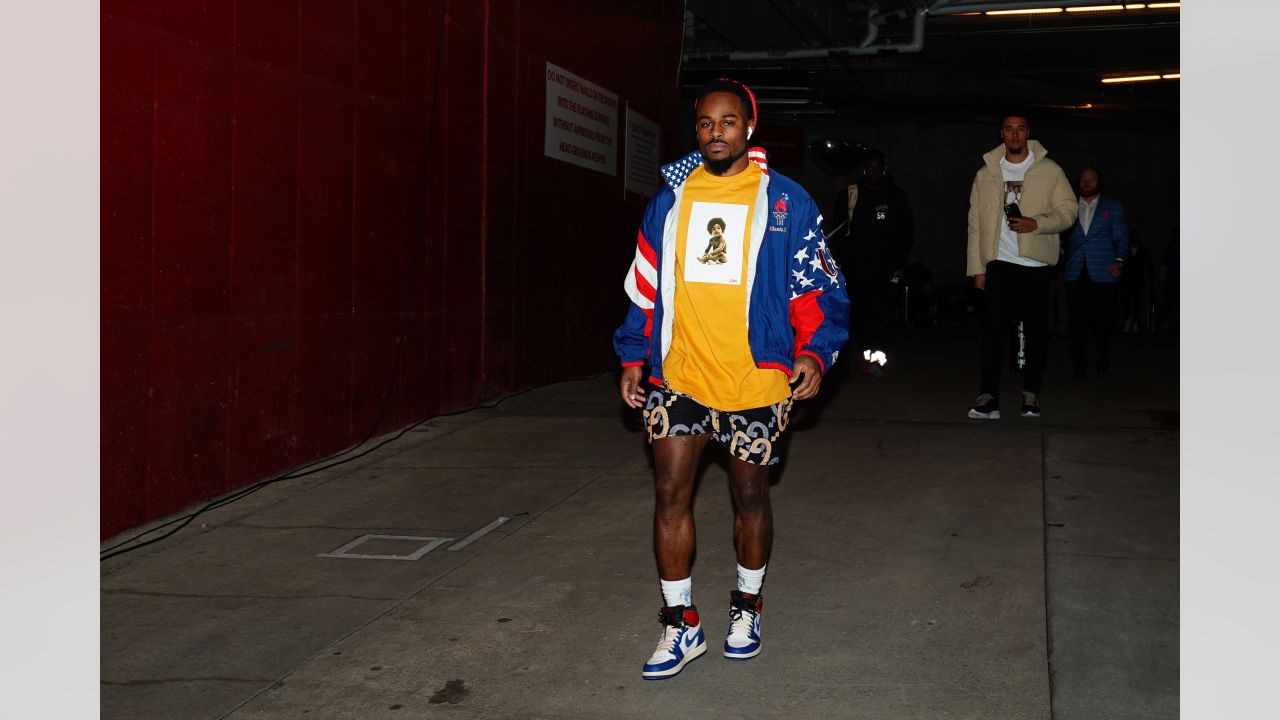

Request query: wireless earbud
[{"left": 747, "top": 127, "right": 754, "bottom": 139}]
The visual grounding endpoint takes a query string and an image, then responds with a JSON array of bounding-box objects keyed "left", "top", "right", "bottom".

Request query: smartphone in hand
[{"left": 1004, "top": 202, "right": 1022, "bottom": 218}]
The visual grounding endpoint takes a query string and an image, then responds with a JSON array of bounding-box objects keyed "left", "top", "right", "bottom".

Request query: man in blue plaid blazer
[{"left": 1063, "top": 167, "right": 1128, "bottom": 376}]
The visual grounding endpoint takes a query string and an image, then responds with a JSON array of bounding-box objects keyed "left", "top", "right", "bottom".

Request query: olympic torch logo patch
[{"left": 772, "top": 193, "right": 789, "bottom": 226}]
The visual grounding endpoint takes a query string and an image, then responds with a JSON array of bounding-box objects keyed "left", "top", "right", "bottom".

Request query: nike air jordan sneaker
[
  {"left": 723, "top": 590, "right": 763, "bottom": 660},
  {"left": 642, "top": 605, "right": 706, "bottom": 679}
]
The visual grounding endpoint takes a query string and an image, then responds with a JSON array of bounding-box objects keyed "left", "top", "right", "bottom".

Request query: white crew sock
[
  {"left": 736, "top": 564, "right": 766, "bottom": 595},
  {"left": 660, "top": 577, "right": 692, "bottom": 608}
]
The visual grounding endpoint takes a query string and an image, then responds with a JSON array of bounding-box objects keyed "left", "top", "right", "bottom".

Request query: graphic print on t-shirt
[
  {"left": 1004, "top": 180, "right": 1024, "bottom": 206},
  {"left": 684, "top": 201, "right": 748, "bottom": 284}
]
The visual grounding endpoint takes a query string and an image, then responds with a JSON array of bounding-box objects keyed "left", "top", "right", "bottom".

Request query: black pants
[
  {"left": 980, "top": 261, "right": 1050, "bottom": 398},
  {"left": 1067, "top": 269, "right": 1118, "bottom": 372},
  {"left": 848, "top": 264, "right": 896, "bottom": 354}
]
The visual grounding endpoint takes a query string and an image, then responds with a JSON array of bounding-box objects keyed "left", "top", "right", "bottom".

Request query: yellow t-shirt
[{"left": 663, "top": 163, "right": 791, "bottom": 411}]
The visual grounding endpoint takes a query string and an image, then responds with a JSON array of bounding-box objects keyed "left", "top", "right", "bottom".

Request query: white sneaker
[
  {"left": 642, "top": 605, "right": 706, "bottom": 679},
  {"left": 723, "top": 591, "right": 763, "bottom": 660}
]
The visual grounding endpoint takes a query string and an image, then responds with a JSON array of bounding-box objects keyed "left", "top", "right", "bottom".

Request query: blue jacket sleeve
[
  {"left": 612, "top": 190, "right": 668, "bottom": 365},
  {"left": 1112, "top": 201, "right": 1129, "bottom": 263},
  {"left": 787, "top": 192, "right": 850, "bottom": 373},
  {"left": 613, "top": 305, "right": 650, "bottom": 366}
]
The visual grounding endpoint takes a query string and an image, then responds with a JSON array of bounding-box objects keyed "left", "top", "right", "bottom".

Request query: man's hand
[
  {"left": 1007, "top": 216, "right": 1038, "bottom": 233},
  {"left": 620, "top": 365, "right": 646, "bottom": 409},
  {"left": 1109, "top": 261, "right": 1123, "bottom": 279},
  {"left": 974, "top": 273, "right": 986, "bottom": 291},
  {"left": 790, "top": 355, "right": 823, "bottom": 401}
]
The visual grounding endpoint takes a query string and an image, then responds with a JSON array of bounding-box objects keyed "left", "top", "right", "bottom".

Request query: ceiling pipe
[
  {"left": 682, "top": 0, "right": 1144, "bottom": 62},
  {"left": 859, "top": 22, "right": 879, "bottom": 49},
  {"left": 683, "top": 0, "right": 954, "bottom": 61},
  {"left": 858, "top": 8, "right": 885, "bottom": 48}
]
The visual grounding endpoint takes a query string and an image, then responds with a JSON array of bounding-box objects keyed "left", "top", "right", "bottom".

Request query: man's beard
[{"left": 704, "top": 147, "right": 746, "bottom": 175}]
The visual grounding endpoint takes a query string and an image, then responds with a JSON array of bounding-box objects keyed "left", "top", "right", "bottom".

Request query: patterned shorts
[{"left": 642, "top": 387, "right": 793, "bottom": 466}]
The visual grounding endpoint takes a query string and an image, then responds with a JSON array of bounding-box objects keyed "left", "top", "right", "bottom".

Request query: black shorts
[{"left": 642, "top": 387, "right": 793, "bottom": 466}]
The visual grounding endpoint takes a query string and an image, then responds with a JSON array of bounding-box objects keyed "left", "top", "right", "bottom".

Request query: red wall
[{"left": 101, "top": 0, "right": 685, "bottom": 538}]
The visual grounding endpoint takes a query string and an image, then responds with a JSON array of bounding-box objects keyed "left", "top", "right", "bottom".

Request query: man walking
[
  {"left": 1063, "top": 167, "right": 1129, "bottom": 376},
  {"left": 966, "top": 114, "right": 1077, "bottom": 419},
  {"left": 614, "top": 78, "right": 849, "bottom": 679},
  {"left": 830, "top": 148, "right": 914, "bottom": 375}
]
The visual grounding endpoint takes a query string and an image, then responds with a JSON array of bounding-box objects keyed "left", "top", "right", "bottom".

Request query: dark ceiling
[{"left": 679, "top": 0, "right": 1180, "bottom": 127}]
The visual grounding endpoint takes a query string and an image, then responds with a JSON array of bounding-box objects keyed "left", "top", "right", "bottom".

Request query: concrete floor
[{"left": 100, "top": 326, "right": 1179, "bottom": 720}]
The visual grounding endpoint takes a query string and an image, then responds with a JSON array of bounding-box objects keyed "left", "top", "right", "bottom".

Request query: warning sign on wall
[
  {"left": 624, "top": 105, "right": 660, "bottom": 197},
  {"left": 544, "top": 61, "right": 618, "bottom": 176}
]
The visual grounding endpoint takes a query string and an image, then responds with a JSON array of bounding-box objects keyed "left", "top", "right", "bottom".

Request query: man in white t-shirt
[{"left": 965, "top": 114, "right": 1078, "bottom": 419}]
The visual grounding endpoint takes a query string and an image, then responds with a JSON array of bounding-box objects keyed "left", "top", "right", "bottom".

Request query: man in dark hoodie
[{"left": 830, "top": 148, "right": 914, "bottom": 375}]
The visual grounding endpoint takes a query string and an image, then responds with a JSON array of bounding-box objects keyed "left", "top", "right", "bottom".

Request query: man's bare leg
[
  {"left": 642, "top": 434, "right": 712, "bottom": 679},
  {"left": 728, "top": 458, "right": 772, "bottom": 570},
  {"left": 652, "top": 435, "right": 711, "bottom": 581},
  {"left": 724, "top": 456, "right": 770, "bottom": 659}
]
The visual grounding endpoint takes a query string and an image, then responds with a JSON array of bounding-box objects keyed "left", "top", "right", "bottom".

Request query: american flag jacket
[{"left": 613, "top": 147, "right": 851, "bottom": 388}]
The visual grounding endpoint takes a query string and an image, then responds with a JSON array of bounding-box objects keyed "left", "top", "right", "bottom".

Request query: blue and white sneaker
[
  {"left": 642, "top": 605, "right": 706, "bottom": 679},
  {"left": 723, "top": 590, "right": 763, "bottom": 660}
]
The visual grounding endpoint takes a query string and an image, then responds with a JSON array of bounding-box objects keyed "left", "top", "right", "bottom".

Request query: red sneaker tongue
[{"left": 684, "top": 609, "right": 700, "bottom": 625}]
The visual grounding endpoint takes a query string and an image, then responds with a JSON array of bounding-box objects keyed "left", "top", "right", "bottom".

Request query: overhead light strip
[
  {"left": 977, "top": 2, "right": 1177, "bottom": 16},
  {"left": 1102, "top": 75, "right": 1160, "bottom": 83},
  {"left": 1100, "top": 73, "right": 1177, "bottom": 83},
  {"left": 986, "top": 8, "right": 1064, "bottom": 14}
]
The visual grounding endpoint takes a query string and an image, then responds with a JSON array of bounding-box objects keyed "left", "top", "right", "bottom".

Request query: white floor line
[{"left": 447, "top": 516, "right": 511, "bottom": 552}]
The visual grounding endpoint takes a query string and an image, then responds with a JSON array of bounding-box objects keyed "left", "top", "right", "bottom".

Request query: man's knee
[
  {"left": 654, "top": 472, "right": 693, "bottom": 508},
  {"left": 730, "top": 464, "right": 771, "bottom": 511}
]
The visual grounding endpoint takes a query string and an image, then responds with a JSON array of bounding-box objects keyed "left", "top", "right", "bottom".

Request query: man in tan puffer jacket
[{"left": 965, "top": 114, "right": 1077, "bottom": 420}]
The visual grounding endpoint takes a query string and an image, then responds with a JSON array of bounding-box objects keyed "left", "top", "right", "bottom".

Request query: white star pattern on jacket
[
  {"left": 661, "top": 153, "right": 705, "bottom": 186},
  {"left": 814, "top": 238, "right": 841, "bottom": 285},
  {"left": 790, "top": 219, "right": 840, "bottom": 296}
]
